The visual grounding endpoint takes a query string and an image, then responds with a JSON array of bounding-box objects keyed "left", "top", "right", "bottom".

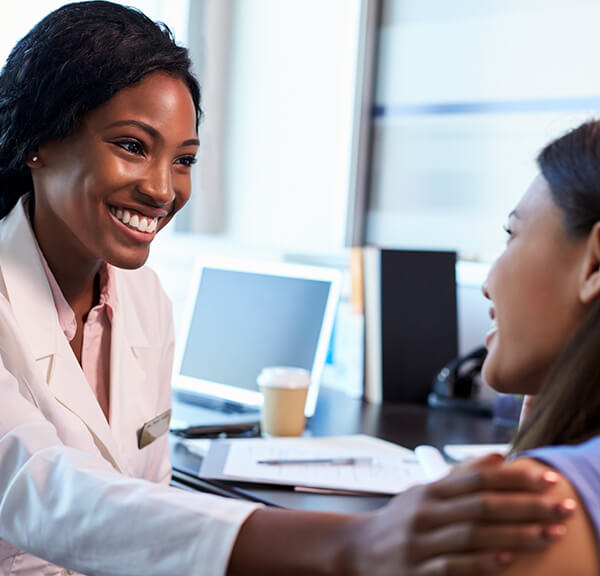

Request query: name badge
[{"left": 137, "top": 409, "right": 171, "bottom": 449}]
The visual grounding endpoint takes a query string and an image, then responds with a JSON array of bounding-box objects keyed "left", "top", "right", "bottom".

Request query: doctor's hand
[{"left": 350, "top": 453, "right": 575, "bottom": 575}]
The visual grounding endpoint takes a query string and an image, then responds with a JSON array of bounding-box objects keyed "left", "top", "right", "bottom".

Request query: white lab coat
[{"left": 0, "top": 198, "right": 259, "bottom": 576}]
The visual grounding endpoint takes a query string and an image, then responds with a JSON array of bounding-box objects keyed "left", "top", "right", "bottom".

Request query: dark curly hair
[{"left": 0, "top": 0, "right": 201, "bottom": 218}]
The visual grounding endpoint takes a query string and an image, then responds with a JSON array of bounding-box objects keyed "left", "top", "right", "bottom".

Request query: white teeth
[{"left": 111, "top": 206, "right": 158, "bottom": 234}]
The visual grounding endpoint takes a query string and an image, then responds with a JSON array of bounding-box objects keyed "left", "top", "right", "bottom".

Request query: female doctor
[{"left": 0, "top": 2, "right": 574, "bottom": 575}]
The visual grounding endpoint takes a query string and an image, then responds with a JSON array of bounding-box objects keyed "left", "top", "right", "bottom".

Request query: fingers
[
  {"left": 410, "top": 521, "right": 566, "bottom": 561},
  {"left": 414, "top": 552, "right": 514, "bottom": 576},
  {"left": 412, "top": 492, "right": 576, "bottom": 530},
  {"left": 427, "top": 464, "right": 560, "bottom": 499}
]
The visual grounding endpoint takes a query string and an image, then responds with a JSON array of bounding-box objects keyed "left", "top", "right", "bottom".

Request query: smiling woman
[
  {"left": 0, "top": 2, "right": 588, "bottom": 576},
  {"left": 30, "top": 72, "right": 199, "bottom": 274},
  {"left": 474, "top": 121, "right": 600, "bottom": 576},
  {"left": 482, "top": 175, "right": 588, "bottom": 396}
]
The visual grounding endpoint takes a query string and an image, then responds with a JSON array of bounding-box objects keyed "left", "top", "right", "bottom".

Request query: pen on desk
[
  {"left": 256, "top": 457, "right": 373, "bottom": 466},
  {"left": 171, "top": 423, "right": 261, "bottom": 439}
]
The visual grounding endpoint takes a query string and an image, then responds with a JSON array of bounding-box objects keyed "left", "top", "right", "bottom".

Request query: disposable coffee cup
[{"left": 257, "top": 367, "right": 310, "bottom": 437}]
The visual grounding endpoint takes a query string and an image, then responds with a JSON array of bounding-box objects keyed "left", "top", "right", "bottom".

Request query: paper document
[
  {"left": 415, "top": 445, "right": 451, "bottom": 482},
  {"left": 192, "top": 435, "right": 450, "bottom": 495}
]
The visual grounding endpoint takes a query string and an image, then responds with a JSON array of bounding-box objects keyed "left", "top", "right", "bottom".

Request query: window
[{"left": 366, "top": 0, "right": 600, "bottom": 260}]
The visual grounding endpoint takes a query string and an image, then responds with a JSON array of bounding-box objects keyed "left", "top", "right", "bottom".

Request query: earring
[{"left": 31, "top": 155, "right": 39, "bottom": 163}]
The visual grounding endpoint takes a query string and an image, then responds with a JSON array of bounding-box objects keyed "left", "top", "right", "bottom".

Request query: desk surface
[{"left": 170, "top": 387, "right": 516, "bottom": 514}]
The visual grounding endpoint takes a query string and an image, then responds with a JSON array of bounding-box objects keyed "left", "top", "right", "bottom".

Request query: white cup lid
[{"left": 257, "top": 366, "right": 311, "bottom": 389}]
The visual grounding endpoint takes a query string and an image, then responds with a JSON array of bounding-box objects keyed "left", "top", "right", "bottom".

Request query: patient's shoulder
[{"left": 500, "top": 457, "right": 598, "bottom": 576}]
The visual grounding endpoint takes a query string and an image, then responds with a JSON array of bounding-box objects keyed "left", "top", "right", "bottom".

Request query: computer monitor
[{"left": 173, "top": 256, "right": 341, "bottom": 417}]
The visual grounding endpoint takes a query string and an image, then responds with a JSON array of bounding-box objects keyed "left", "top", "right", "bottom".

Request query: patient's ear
[{"left": 580, "top": 222, "right": 600, "bottom": 304}]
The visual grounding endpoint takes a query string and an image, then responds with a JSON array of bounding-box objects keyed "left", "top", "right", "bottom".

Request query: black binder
[{"left": 364, "top": 248, "right": 458, "bottom": 404}]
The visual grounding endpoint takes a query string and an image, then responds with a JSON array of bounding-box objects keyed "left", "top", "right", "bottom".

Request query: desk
[{"left": 170, "top": 387, "right": 516, "bottom": 514}]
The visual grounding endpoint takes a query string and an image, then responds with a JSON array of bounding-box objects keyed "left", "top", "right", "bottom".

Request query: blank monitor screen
[{"left": 175, "top": 258, "right": 340, "bottom": 416}]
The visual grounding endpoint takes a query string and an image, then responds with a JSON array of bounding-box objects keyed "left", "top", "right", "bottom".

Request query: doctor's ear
[
  {"left": 580, "top": 222, "right": 600, "bottom": 304},
  {"left": 25, "top": 152, "right": 41, "bottom": 169}
]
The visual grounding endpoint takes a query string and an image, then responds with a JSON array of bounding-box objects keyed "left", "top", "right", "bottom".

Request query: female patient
[
  {"left": 476, "top": 120, "right": 600, "bottom": 575},
  {"left": 0, "top": 1, "right": 586, "bottom": 575}
]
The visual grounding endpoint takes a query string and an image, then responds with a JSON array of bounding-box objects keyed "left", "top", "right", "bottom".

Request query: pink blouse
[{"left": 36, "top": 248, "right": 116, "bottom": 423}]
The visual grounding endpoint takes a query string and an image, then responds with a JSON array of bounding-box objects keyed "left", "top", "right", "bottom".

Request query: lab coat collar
[
  {"left": 0, "top": 198, "right": 143, "bottom": 472},
  {"left": 0, "top": 197, "right": 59, "bottom": 361}
]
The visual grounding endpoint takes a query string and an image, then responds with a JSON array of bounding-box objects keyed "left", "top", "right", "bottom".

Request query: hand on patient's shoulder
[{"left": 336, "top": 453, "right": 575, "bottom": 576}]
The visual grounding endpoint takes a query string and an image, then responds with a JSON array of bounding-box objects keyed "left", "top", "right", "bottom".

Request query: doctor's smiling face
[
  {"left": 29, "top": 71, "right": 199, "bottom": 270},
  {"left": 481, "top": 175, "right": 588, "bottom": 395}
]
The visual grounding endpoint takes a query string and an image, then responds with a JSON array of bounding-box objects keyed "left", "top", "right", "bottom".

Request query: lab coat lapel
[
  {"left": 0, "top": 199, "right": 125, "bottom": 471},
  {"left": 49, "top": 342, "right": 125, "bottom": 472},
  {"left": 0, "top": 198, "right": 59, "bottom": 363},
  {"left": 109, "top": 273, "right": 150, "bottom": 473}
]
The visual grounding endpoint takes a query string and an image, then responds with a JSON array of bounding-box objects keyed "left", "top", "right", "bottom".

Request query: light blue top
[{"left": 521, "top": 435, "right": 600, "bottom": 548}]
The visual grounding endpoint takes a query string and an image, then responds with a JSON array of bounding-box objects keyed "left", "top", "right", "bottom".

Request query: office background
[{"left": 3, "top": 0, "right": 600, "bottom": 398}]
